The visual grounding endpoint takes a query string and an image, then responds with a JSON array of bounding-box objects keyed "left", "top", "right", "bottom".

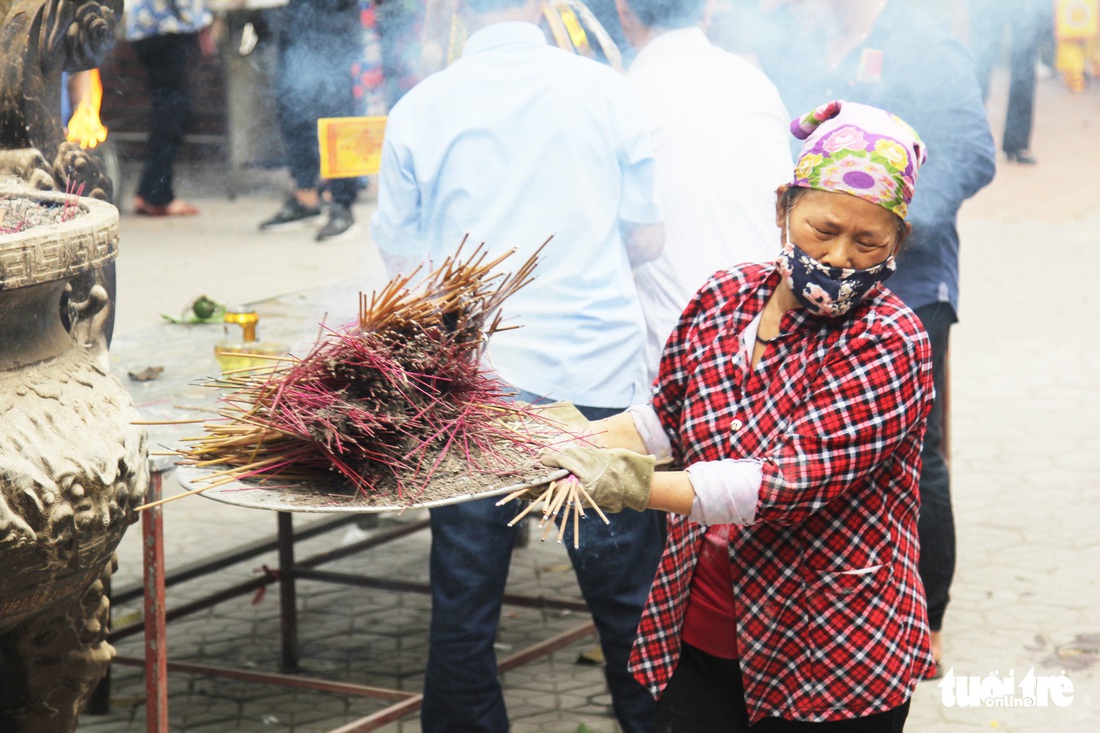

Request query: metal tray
[{"left": 176, "top": 464, "right": 568, "bottom": 514}]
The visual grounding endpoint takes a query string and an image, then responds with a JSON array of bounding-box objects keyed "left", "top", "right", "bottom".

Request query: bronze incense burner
[{"left": 1, "top": 1, "right": 147, "bottom": 730}]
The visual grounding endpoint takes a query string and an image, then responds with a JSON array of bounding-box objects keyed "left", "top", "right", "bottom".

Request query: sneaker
[
  {"left": 315, "top": 203, "right": 358, "bottom": 242},
  {"left": 259, "top": 196, "right": 322, "bottom": 231},
  {"left": 1005, "top": 149, "right": 1037, "bottom": 165}
]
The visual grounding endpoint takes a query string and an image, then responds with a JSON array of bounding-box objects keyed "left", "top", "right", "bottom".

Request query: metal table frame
[{"left": 108, "top": 470, "right": 596, "bottom": 733}]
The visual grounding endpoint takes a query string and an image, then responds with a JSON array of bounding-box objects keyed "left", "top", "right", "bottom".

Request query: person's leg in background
[
  {"left": 276, "top": 72, "right": 323, "bottom": 211},
  {"left": 1038, "top": 0, "right": 1056, "bottom": 71},
  {"left": 421, "top": 389, "right": 664, "bottom": 732},
  {"left": 313, "top": 20, "right": 362, "bottom": 243},
  {"left": 375, "top": 0, "right": 422, "bottom": 109},
  {"left": 554, "top": 401, "right": 664, "bottom": 733},
  {"left": 421, "top": 496, "right": 519, "bottom": 733},
  {"left": 912, "top": 302, "right": 957, "bottom": 677},
  {"left": 422, "top": 387, "right": 559, "bottom": 733},
  {"left": 966, "top": 0, "right": 1003, "bottom": 101},
  {"left": 259, "top": 19, "right": 324, "bottom": 231},
  {"left": 1002, "top": 0, "right": 1041, "bottom": 163},
  {"left": 131, "top": 32, "right": 199, "bottom": 216},
  {"left": 261, "top": 1, "right": 362, "bottom": 238}
]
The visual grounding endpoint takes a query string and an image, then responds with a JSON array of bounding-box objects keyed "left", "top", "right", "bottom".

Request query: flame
[{"left": 66, "top": 69, "right": 108, "bottom": 149}]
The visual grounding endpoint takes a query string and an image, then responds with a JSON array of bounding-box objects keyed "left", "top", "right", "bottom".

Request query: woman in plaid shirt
[{"left": 542, "top": 100, "right": 936, "bottom": 731}]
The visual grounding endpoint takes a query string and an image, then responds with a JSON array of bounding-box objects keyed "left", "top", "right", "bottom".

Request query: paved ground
[{"left": 75, "top": 68, "right": 1100, "bottom": 732}]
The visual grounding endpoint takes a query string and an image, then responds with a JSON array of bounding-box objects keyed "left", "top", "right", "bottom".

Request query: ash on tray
[
  {"left": 1, "top": 193, "right": 85, "bottom": 233},
  {"left": 203, "top": 445, "right": 559, "bottom": 511}
]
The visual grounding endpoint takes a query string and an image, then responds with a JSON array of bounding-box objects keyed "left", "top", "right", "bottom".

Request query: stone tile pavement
[
  {"left": 75, "top": 71, "right": 1099, "bottom": 732},
  {"left": 82, "top": 508, "right": 624, "bottom": 733}
]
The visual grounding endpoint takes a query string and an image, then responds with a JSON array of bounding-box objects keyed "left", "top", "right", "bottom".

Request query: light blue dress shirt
[{"left": 371, "top": 21, "right": 661, "bottom": 408}]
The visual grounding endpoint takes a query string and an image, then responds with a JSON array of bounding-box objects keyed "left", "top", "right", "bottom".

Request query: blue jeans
[
  {"left": 421, "top": 392, "right": 666, "bottom": 733},
  {"left": 274, "top": 0, "right": 361, "bottom": 206}
]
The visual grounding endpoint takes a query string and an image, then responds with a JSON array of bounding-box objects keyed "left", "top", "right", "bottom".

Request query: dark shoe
[
  {"left": 1005, "top": 149, "right": 1037, "bottom": 165},
  {"left": 315, "top": 203, "right": 358, "bottom": 242},
  {"left": 259, "top": 197, "right": 322, "bottom": 231}
]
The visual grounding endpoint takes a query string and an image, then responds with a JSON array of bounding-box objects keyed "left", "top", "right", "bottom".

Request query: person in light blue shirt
[
  {"left": 371, "top": 1, "right": 665, "bottom": 731},
  {"left": 372, "top": 14, "right": 662, "bottom": 407}
]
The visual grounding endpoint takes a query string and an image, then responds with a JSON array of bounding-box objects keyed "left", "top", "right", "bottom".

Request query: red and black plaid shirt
[{"left": 629, "top": 264, "right": 935, "bottom": 723}]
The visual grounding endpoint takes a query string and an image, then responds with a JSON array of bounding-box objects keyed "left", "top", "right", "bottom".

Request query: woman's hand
[
  {"left": 539, "top": 445, "right": 654, "bottom": 512},
  {"left": 524, "top": 403, "right": 650, "bottom": 453}
]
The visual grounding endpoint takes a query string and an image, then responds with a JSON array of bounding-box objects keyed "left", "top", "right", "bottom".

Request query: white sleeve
[
  {"left": 370, "top": 107, "right": 426, "bottom": 265},
  {"left": 686, "top": 459, "right": 763, "bottom": 525},
  {"left": 626, "top": 404, "right": 672, "bottom": 462}
]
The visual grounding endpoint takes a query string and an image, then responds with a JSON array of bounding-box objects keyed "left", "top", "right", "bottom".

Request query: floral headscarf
[{"left": 790, "top": 100, "right": 926, "bottom": 220}]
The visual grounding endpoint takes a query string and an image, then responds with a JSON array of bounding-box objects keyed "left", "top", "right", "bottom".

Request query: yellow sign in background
[
  {"left": 1055, "top": 0, "right": 1099, "bottom": 39},
  {"left": 318, "top": 116, "right": 388, "bottom": 179}
]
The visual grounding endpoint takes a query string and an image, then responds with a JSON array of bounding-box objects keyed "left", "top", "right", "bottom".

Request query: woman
[{"left": 542, "top": 100, "right": 935, "bottom": 731}]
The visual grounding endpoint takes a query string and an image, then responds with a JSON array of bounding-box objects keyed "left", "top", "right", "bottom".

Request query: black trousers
[
  {"left": 968, "top": 0, "right": 1043, "bottom": 154},
  {"left": 912, "top": 302, "right": 956, "bottom": 632},
  {"left": 655, "top": 644, "right": 911, "bottom": 732},
  {"left": 132, "top": 32, "right": 196, "bottom": 206}
]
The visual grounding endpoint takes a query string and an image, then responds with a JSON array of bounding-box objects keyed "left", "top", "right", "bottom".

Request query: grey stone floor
[
  {"left": 75, "top": 69, "right": 1100, "bottom": 732},
  {"left": 84, "top": 513, "right": 618, "bottom": 733}
]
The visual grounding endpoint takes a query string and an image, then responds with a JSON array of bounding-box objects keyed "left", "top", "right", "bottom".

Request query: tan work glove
[
  {"left": 501, "top": 400, "right": 586, "bottom": 427},
  {"left": 540, "top": 445, "right": 655, "bottom": 513},
  {"left": 512, "top": 401, "right": 606, "bottom": 448},
  {"left": 528, "top": 401, "right": 589, "bottom": 432}
]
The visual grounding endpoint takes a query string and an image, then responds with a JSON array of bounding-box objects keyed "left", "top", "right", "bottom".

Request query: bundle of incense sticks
[{"left": 146, "top": 239, "right": 573, "bottom": 510}]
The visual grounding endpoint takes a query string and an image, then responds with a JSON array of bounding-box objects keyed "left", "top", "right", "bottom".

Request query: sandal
[
  {"left": 163, "top": 199, "right": 200, "bottom": 216},
  {"left": 134, "top": 197, "right": 199, "bottom": 217},
  {"left": 133, "top": 197, "right": 166, "bottom": 216}
]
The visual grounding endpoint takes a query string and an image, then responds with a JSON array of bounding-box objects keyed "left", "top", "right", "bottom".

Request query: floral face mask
[{"left": 776, "top": 215, "right": 896, "bottom": 318}]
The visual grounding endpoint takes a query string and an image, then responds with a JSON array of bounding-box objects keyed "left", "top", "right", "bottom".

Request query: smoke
[
  {"left": 626, "top": 0, "right": 709, "bottom": 29},
  {"left": 464, "top": 0, "right": 531, "bottom": 13},
  {"left": 374, "top": 0, "right": 434, "bottom": 108}
]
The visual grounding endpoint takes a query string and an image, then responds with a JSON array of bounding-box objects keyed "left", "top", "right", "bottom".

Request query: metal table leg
[
  {"left": 143, "top": 470, "right": 169, "bottom": 733},
  {"left": 117, "top": 508, "right": 590, "bottom": 732},
  {"left": 277, "top": 512, "right": 299, "bottom": 671}
]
